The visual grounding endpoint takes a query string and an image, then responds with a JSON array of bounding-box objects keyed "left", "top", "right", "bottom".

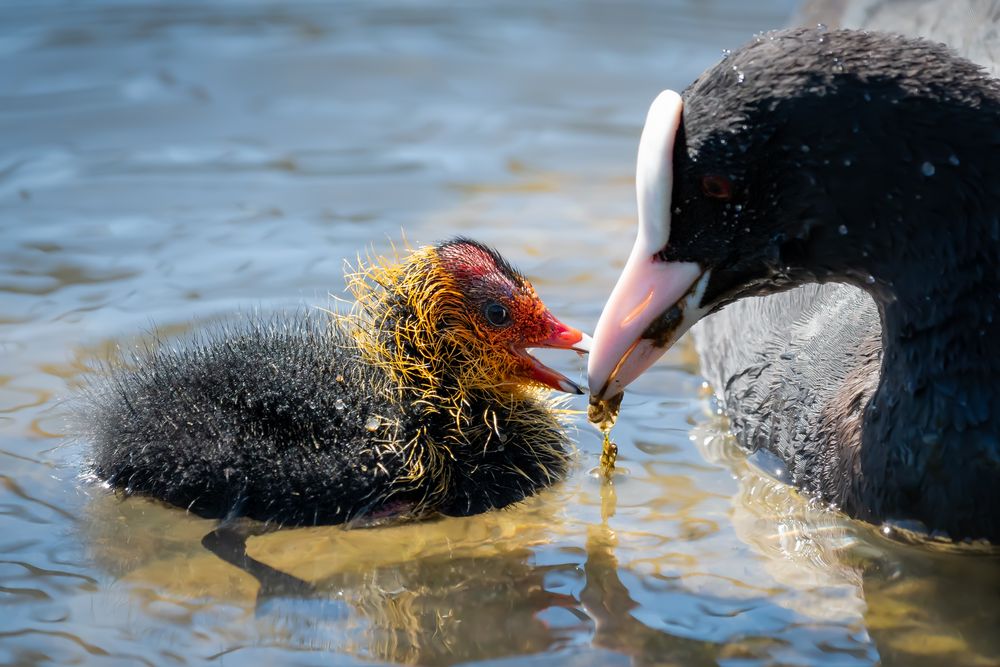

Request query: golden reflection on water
[
  {"left": 691, "top": 419, "right": 1000, "bottom": 666},
  {"left": 83, "top": 492, "right": 581, "bottom": 664}
]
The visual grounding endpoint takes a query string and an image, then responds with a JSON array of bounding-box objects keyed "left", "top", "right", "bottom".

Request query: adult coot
[
  {"left": 588, "top": 28, "right": 1000, "bottom": 542},
  {"left": 84, "top": 238, "right": 589, "bottom": 526}
]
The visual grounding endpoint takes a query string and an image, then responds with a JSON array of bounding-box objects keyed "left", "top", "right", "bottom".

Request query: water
[{"left": 2, "top": 1, "right": 998, "bottom": 665}]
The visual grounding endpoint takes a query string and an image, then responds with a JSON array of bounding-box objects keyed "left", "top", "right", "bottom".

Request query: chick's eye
[
  {"left": 701, "top": 174, "right": 732, "bottom": 200},
  {"left": 483, "top": 302, "right": 512, "bottom": 328}
]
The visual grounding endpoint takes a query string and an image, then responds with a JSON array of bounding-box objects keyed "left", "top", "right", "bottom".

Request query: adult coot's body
[
  {"left": 86, "top": 238, "right": 589, "bottom": 526},
  {"left": 588, "top": 28, "right": 1000, "bottom": 542}
]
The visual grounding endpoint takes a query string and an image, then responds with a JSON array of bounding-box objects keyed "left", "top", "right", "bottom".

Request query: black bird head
[{"left": 589, "top": 27, "right": 1000, "bottom": 400}]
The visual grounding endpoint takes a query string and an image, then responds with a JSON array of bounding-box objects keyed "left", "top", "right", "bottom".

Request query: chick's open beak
[{"left": 516, "top": 314, "right": 591, "bottom": 395}]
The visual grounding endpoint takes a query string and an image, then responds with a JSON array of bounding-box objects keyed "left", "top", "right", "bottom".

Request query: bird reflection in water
[
  {"left": 580, "top": 476, "right": 720, "bottom": 665},
  {"left": 198, "top": 521, "right": 581, "bottom": 664},
  {"left": 81, "top": 484, "right": 736, "bottom": 664},
  {"left": 692, "top": 418, "right": 1000, "bottom": 666}
]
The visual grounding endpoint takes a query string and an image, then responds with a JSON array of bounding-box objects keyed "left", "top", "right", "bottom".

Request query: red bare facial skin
[{"left": 437, "top": 239, "right": 591, "bottom": 395}]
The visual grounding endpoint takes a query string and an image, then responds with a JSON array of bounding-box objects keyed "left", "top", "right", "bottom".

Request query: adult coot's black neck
[
  {"left": 840, "top": 127, "right": 1000, "bottom": 537},
  {"left": 588, "top": 28, "right": 1000, "bottom": 541},
  {"left": 688, "top": 31, "right": 1000, "bottom": 539}
]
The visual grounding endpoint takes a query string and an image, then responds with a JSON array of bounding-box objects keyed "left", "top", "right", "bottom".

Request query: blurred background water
[{"left": 1, "top": 1, "right": 998, "bottom": 665}]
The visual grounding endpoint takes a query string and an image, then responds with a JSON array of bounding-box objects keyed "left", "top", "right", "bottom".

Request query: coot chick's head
[
  {"left": 349, "top": 237, "right": 590, "bottom": 403},
  {"left": 590, "top": 27, "right": 1000, "bottom": 400}
]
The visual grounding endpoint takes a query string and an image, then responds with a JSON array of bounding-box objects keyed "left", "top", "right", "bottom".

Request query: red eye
[{"left": 701, "top": 174, "right": 732, "bottom": 200}]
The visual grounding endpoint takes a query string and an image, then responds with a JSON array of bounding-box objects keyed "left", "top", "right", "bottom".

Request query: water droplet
[
  {"left": 838, "top": 224, "right": 848, "bottom": 235},
  {"left": 863, "top": 91, "right": 871, "bottom": 102},
  {"left": 865, "top": 274, "right": 876, "bottom": 285},
  {"left": 737, "top": 71, "right": 745, "bottom": 84},
  {"left": 948, "top": 154, "right": 960, "bottom": 166},
  {"left": 921, "top": 161, "right": 936, "bottom": 177},
  {"left": 335, "top": 398, "right": 345, "bottom": 411},
  {"left": 365, "top": 416, "right": 379, "bottom": 432},
  {"left": 734, "top": 204, "right": 743, "bottom": 212},
  {"left": 721, "top": 48, "right": 731, "bottom": 59},
  {"left": 800, "top": 144, "right": 810, "bottom": 153},
  {"left": 843, "top": 158, "right": 852, "bottom": 167}
]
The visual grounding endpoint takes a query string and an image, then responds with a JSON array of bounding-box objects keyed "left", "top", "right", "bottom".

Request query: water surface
[{"left": 2, "top": 2, "right": 998, "bottom": 665}]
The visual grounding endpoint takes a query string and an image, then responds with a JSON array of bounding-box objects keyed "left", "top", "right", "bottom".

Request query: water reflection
[
  {"left": 82, "top": 492, "right": 578, "bottom": 664},
  {"left": 81, "top": 482, "right": 748, "bottom": 665},
  {"left": 694, "top": 419, "right": 1000, "bottom": 666},
  {"left": 581, "top": 482, "right": 723, "bottom": 666}
]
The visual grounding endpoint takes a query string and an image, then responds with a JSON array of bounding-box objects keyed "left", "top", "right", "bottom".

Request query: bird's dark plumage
[
  {"left": 685, "top": 29, "right": 1000, "bottom": 542},
  {"left": 82, "top": 239, "right": 585, "bottom": 526},
  {"left": 591, "top": 27, "right": 1000, "bottom": 542}
]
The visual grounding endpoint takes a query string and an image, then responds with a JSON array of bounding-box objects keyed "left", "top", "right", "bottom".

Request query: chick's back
[{"left": 85, "top": 313, "right": 416, "bottom": 525}]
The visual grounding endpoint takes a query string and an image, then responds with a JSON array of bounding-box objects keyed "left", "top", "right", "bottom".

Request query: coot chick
[
  {"left": 588, "top": 28, "right": 1000, "bottom": 542},
  {"left": 85, "top": 238, "right": 589, "bottom": 526}
]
